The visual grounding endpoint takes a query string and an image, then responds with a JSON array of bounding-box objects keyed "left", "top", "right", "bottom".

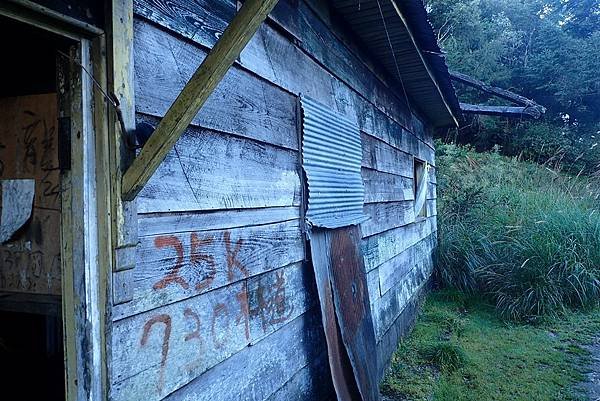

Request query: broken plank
[{"left": 373, "top": 255, "right": 433, "bottom": 341}]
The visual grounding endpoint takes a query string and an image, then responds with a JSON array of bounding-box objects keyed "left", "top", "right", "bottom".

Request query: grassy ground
[{"left": 381, "top": 290, "right": 600, "bottom": 401}]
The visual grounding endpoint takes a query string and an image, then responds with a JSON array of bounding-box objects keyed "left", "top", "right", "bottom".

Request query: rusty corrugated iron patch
[{"left": 310, "top": 226, "right": 379, "bottom": 401}]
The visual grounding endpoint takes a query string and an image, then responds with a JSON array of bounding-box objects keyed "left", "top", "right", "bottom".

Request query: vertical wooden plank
[
  {"left": 328, "top": 225, "right": 379, "bottom": 401},
  {"left": 309, "top": 229, "right": 360, "bottom": 401},
  {"left": 108, "top": 0, "right": 138, "bottom": 284}
]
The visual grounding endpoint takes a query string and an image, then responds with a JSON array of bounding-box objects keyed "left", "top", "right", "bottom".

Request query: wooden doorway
[{"left": 0, "top": 8, "right": 110, "bottom": 401}]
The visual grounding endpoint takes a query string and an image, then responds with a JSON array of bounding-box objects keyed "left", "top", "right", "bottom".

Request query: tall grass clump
[{"left": 435, "top": 142, "right": 600, "bottom": 321}]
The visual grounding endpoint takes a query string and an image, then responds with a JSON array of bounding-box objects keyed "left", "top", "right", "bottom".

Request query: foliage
[
  {"left": 426, "top": 0, "right": 600, "bottom": 175},
  {"left": 434, "top": 142, "right": 600, "bottom": 321},
  {"left": 380, "top": 290, "right": 600, "bottom": 401}
]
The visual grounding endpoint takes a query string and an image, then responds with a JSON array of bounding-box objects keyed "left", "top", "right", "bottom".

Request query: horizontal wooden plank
[
  {"left": 362, "top": 168, "right": 414, "bottom": 204},
  {"left": 366, "top": 266, "right": 380, "bottom": 305},
  {"left": 361, "top": 201, "right": 416, "bottom": 238},
  {"left": 135, "top": 120, "right": 301, "bottom": 213},
  {"left": 247, "top": 262, "right": 317, "bottom": 344},
  {"left": 138, "top": 206, "right": 300, "bottom": 237},
  {"left": 378, "top": 234, "right": 436, "bottom": 296},
  {"left": 265, "top": 350, "right": 334, "bottom": 401},
  {"left": 428, "top": 182, "right": 437, "bottom": 200},
  {"left": 132, "top": 2, "right": 438, "bottom": 160},
  {"left": 376, "top": 283, "right": 428, "bottom": 380},
  {"left": 134, "top": 20, "right": 298, "bottom": 151},
  {"left": 362, "top": 217, "right": 437, "bottom": 272},
  {"left": 113, "top": 220, "right": 304, "bottom": 320},
  {"left": 361, "top": 132, "right": 412, "bottom": 177},
  {"left": 134, "top": 0, "right": 235, "bottom": 50},
  {"left": 162, "top": 308, "right": 326, "bottom": 401},
  {"left": 372, "top": 256, "right": 433, "bottom": 341},
  {"left": 111, "top": 262, "right": 316, "bottom": 401}
]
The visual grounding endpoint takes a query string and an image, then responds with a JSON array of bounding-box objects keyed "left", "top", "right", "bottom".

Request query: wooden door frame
[{"left": 0, "top": 2, "right": 113, "bottom": 400}]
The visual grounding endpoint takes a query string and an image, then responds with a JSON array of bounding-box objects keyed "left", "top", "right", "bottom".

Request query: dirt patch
[{"left": 582, "top": 337, "right": 600, "bottom": 401}]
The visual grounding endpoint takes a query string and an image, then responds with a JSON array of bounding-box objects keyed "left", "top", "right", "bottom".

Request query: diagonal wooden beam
[
  {"left": 450, "top": 71, "right": 546, "bottom": 113},
  {"left": 122, "top": 0, "right": 280, "bottom": 200}
]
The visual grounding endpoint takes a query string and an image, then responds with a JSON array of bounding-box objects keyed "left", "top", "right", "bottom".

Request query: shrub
[
  {"left": 420, "top": 341, "right": 467, "bottom": 372},
  {"left": 435, "top": 142, "right": 600, "bottom": 321}
]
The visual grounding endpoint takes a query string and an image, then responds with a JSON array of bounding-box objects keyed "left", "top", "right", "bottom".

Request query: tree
[{"left": 426, "top": 0, "right": 600, "bottom": 173}]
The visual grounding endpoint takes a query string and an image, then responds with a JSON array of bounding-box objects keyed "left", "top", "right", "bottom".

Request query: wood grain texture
[
  {"left": 362, "top": 168, "right": 414, "bottom": 204},
  {"left": 134, "top": 0, "right": 235, "bottom": 49},
  {"left": 132, "top": 1, "right": 437, "bottom": 163},
  {"left": 376, "top": 283, "right": 428, "bottom": 380},
  {"left": 378, "top": 234, "right": 436, "bottom": 296},
  {"left": 138, "top": 206, "right": 300, "bottom": 237},
  {"left": 112, "top": 262, "right": 317, "bottom": 401},
  {"left": 372, "top": 254, "right": 433, "bottom": 341},
  {"left": 361, "top": 201, "right": 416, "bottom": 238},
  {"left": 362, "top": 217, "right": 437, "bottom": 273},
  {"left": 133, "top": 21, "right": 297, "bottom": 150},
  {"left": 361, "top": 132, "right": 412, "bottom": 178},
  {"left": 265, "top": 351, "right": 335, "bottom": 401},
  {"left": 113, "top": 219, "right": 305, "bottom": 320},
  {"left": 162, "top": 309, "right": 328, "bottom": 401},
  {"left": 135, "top": 121, "right": 301, "bottom": 213},
  {"left": 123, "top": 0, "right": 281, "bottom": 200}
]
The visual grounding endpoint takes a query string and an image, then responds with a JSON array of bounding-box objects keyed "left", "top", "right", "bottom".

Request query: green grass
[
  {"left": 435, "top": 142, "right": 600, "bottom": 321},
  {"left": 381, "top": 290, "right": 600, "bottom": 401}
]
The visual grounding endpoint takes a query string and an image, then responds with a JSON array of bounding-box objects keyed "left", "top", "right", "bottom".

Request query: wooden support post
[{"left": 121, "top": 0, "right": 280, "bottom": 200}]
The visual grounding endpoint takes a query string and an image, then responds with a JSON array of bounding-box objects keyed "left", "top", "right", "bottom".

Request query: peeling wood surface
[
  {"left": 0, "top": 179, "right": 35, "bottom": 243},
  {"left": 328, "top": 226, "right": 379, "bottom": 401}
]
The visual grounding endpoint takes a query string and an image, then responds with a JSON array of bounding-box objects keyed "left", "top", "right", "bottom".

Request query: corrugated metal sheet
[
  {"left": 301, "top": 96, "right": 368, "bottom": 229},
  {"left": 330, "top": 0, "right": 461, "bottom": 128}
]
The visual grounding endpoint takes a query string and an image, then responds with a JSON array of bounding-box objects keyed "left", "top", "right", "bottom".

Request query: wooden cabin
[{"left": 0, "top": 0, "right": 460, "bottom": 400}]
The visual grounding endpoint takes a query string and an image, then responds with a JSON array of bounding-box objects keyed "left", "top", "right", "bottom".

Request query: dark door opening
[{"left": 0, "top": 16, "right": 74, "bottom": 401}]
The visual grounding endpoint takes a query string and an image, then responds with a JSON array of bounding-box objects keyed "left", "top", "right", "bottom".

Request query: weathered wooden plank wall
[{"left": 110, "top": 0, "right": 439, "bottom": 399}]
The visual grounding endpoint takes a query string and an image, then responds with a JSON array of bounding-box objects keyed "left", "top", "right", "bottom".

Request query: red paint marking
[
  {"left": 224, "top": 231, "right": 248, "bottom": 281},
  {"left": 236, "top": 286, "right": 250, "bottom": 341},
  {"left": 190, "top": 233, "right": 216, "bottom": 292},
  {"left": 183, "top": 307, "right": 201, "bottom": 342},
  {"left": 211, "top": 303, "right": 228, "bottom": 349},
  {"left": 250, "top": 271, "right": 293, "bottom": 332},
  {"left": 153, "top": 235, "right": 189, "bottom": 290},
  {"left": 140, "top": 314, "right": 172, "bottom": 393}
]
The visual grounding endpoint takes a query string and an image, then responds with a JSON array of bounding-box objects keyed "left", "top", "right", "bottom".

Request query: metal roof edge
[{"left": 389, "top": 0, "right": 461, "bottom": 128}]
